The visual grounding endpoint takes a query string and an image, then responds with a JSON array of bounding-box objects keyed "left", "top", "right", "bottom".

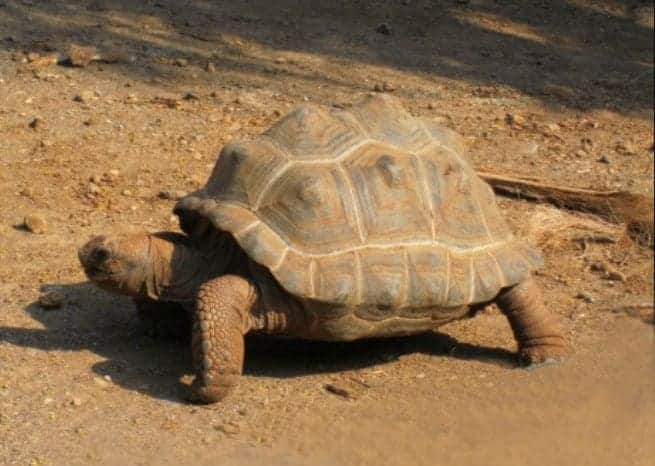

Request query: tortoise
[{"left": 78, "top": 94, "right": 567, "bottom": 403}]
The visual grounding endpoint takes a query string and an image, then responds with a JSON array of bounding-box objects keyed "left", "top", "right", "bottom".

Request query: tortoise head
[{"left": 78, "top": 234, "right": 152, "bottom": 297}]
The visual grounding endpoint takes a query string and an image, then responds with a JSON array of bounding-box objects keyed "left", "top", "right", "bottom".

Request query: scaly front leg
[{"left": 186, "top": 275, "right": 259, "bottom": 403}]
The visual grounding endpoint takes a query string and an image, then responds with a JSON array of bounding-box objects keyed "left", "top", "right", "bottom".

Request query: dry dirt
[{"left": 1, "top": 1, "right": 654, "bottom": 465}]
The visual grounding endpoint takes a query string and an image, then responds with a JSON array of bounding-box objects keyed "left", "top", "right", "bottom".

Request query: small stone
[
  {"left": 615, "top": 141, "right": 636, "bottom": 156},
  {"left": 28, "top": 53, "right": 58, "bottom": 68},
  {"left": 214, "top": 422, "right": 240, "bottom": 435},
  {"left": 87, "top": 182, "right": 101, "bottom": 195},
  {"left": 175, "top": 58, "right": 189, "bottom": 67},
  {"left": 93, "top": 377, "right": 110, "bottom": 389},
  {"left": 606, "top": 270, "right": 626, "bottom": 282},
  {"left": 158, "top": 190, "right": 187, "bottom": 200},
  {"left": 597, "top": 154, "right": 611, "bottom": 164},
  {"left": 24, "top": 214, "right": 48, "bottom": 234},
  {"left": 574, "top": 149, "right": 587, "bottom": 158},
  {"left": 274, "top": 57, "right": 287, "bottom": 64},
  {"left": 205, "top": 62, "right": 216, "bottom": 73},
  {"left": 121, "top": 189, "right": 132, "bottom": 196},
  {"left": 90, "top": 174, "right": 102, "bottom": 184},
  {"left": 575, "top": 292, "right": 594, "bottom": 303},
  {"left": 376, "top": 23, "right": 391, "bottom": 35},
  {"left": 542, "top": 84, "right": 575, "bottom": 100},
  {"left": 38, "top": 291, "right": 64, "bottom": 309},
  {"left": 68, "top": 44, "right": 98, "bottom": 67},
  {"left": 73, "top": 90, "right": 95, "bottom": 103},
  {"left": 29, "top": 117, "right": 46, "bottom": 130},
  {"left": 546, "top": 123, "right": 560, "bottom": 132},
  {"left": 71, "top": 397, "right": 83, "bottom": 407},
  {"left": 505, "top": 113, "right": 526, "bottom": 127}
]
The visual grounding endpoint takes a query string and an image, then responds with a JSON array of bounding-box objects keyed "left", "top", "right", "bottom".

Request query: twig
[{"left": 477, "top": 170, "right": 654, "bottom": 247}]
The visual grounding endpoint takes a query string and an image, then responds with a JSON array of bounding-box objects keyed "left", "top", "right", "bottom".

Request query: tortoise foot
[
  {"left": 181, "top": 375, "right": 239, "bottom": 404},
  {"left": 518, "top": 343, "right": 567, "bottom": 367}
]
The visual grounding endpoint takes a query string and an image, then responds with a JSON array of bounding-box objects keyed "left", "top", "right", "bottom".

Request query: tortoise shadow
[{"left": 0, "top": 281, "right": 516, "bottom": 404}]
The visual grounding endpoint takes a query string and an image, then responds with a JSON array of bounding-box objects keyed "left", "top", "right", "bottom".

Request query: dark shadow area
[
  {"left": 0, "top": 0, "right": 653, "bottom": 116},
  {"left": 0, "top": 281, "right": 516, "bottom": 403}
]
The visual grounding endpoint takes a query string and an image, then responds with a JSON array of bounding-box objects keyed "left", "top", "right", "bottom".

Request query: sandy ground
[{"left": 0, "top": 1, "right": 653, "bottom": 465}]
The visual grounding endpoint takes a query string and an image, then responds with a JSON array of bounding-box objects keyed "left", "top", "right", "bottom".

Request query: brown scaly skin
[{"left": 78, "top": 232, "right": 567, "bottom": 404}]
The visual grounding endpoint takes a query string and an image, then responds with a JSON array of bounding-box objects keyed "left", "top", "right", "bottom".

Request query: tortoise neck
[{"left": 145, "top": 231, "right": 251, "bottom": 303}]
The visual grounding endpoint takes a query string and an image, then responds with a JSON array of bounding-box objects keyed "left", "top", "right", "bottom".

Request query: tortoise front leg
[
  {"left": 186, "top": 275, "right": 259, "bottom": 403},
  {"left": 496, "top": 277, "right": 568, "bottom": 365}
]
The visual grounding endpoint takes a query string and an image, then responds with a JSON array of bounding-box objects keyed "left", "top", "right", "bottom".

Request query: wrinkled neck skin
[{"left": 145, "top": 232, "right": 247, "bottom": 305}]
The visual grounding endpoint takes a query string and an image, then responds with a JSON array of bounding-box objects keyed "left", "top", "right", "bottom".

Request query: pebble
[
  {"left": 70, "top": 397, "right": 83, "bottom": 407},
  {"left": 73, "top": 90, "right": 95, "bottom": 103},
  {"left": 376, "top": 23, "right": 391, "bottom": 35},
  {"left": 38, "top": 291, "right": 64, "bottom": 309},
  {"left": 214, "top": 422, "right": 240, "bottom": 435},
  {"left": 575, "top": 292, "right": 594, "bottom": 303},
  {"left": 24, "top": 214, "right": 48, "bottom": 234},
  {"left": 175, "top": 58, "right": 189, "bottom": 67},
  {"left": 28, "top": 117, "right": 46, "bottom": 130},
  {"left": 87, "top": 182, "right": 101, "bottom": 195},
  {"left": 374, "top": 82, "right": 396, "bottom": 92},
  {"left": 615, "top": 141, "right": 636, "bottom": 156},
  {"left": 93, "top": 377, "right": 111, "bottom": 389},
  {"left": 205, "top": 62, "right": 216, "bottom": 73},
  {"left": 158, "top": 190, "right": 188, "bottom": 201},
  {"left": 505, "top": 113, "right": 526, "bottom": 127},
  {"left": 597, "top": 154, "right": 611, "bottom": 164},
  {"left": 68, "top": 44, "right": 97, "bottom": 67}
]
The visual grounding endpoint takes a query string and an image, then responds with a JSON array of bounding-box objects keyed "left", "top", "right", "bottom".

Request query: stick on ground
[{"left": 477, "top": 170, "right": 654, "bottom": 247}]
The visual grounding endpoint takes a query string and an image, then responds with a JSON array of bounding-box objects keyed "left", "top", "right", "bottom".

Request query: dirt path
[{"left": 1, "top": 1, "right": 653, "bottom": 465}]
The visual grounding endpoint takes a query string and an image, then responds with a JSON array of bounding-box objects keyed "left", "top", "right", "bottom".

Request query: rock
[
  {"left": 24, "top": 214, "right": 47, "bottom": 234},
  {"left": 174, "top": 58, "right": 189, "bottom": 67},
  {"left": 121, "top": 189, "right": 132, "bottom": 196},
  {"left": 28, "top": 117, "right": 46, "bottom": 130},
  {"left": 214, "top": 422, "right": 240, "bottom": 435},
  {"left": 92, "top": 377, "right": 111, "bottom": 389},
  {"left": 542, "top": 84, "right": 576, "bottom": 100},
  {"left": 158, "top": 190, "right": 187, "bottom": 201},
  {"left": 38, "top": 291, "right": 64, "bottom": 309},
  {"left": 615, "top": 141, "right": 636, "bottom": 156},
  {"left": 68, "top": 44, "right": 98, "bottom": 67},
  {"left": 374, "top": 82, "right": 396, "bottom": 92},
  {"left": 70, "top": 397, "right": 83, "bottom": 407},
  {"left": 597, "top": 154, "right": 611, "bottom": 164},
  {"left": 376, "top": 23, "right": 391, "bottom": 35},
  {"left": 505, "top": 113, "right": 526, "bottom": 127},
  {"left": 73, "top": 90, "right": 95, "bottom": 103},
  {"left": 27, "top": 53, "right": 59, "bottom": 68},
  {"left": 87, "top": 182, "right": 101, "bottom": 195},
  {"left": 575, "top": 292, "right": 594, "bottom": 303},
  {"left": 205, "top": 62, "right": 216, "bottom": 73}
]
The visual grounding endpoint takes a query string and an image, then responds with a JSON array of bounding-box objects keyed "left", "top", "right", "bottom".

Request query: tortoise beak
[{"left": 78, "top": 236, "right": 111, "bottom": 279}]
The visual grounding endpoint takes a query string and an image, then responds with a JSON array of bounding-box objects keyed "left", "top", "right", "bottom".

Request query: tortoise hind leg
[{"left": 496, "top": 277, "right": 567, "bottom": 365}]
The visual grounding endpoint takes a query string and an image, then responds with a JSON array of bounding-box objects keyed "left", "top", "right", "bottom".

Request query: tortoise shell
[{"left": 175, "top": 94, "right": 542, "bottom": 309}]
